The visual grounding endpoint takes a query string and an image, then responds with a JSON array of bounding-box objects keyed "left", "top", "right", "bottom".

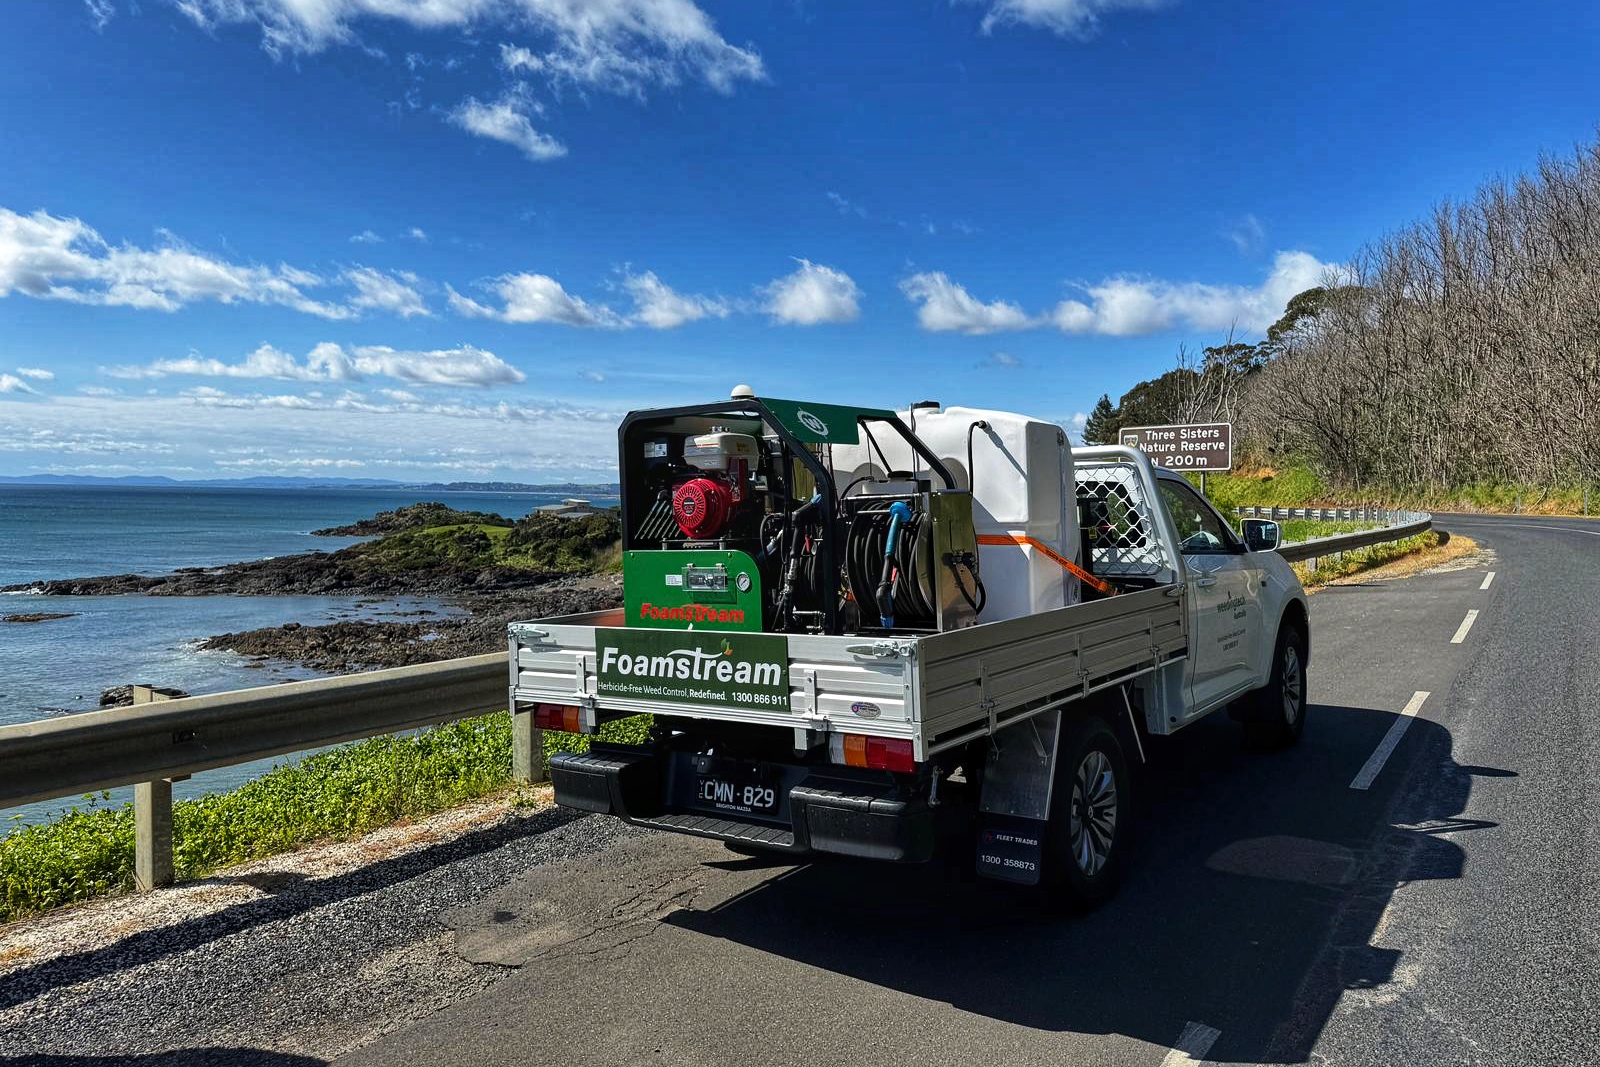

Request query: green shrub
[
  {"left": 1295, "top": 532, "right": 1439, "bottom": 585},
  {"left": 1193, "top": 466, "right": 1328, "bottom": 511},
  {"left": 504, "top": 512, "right": 623, "bottom": 572},
  {"left": 542, "top": 715, "right": 652, "bottom": 760}
]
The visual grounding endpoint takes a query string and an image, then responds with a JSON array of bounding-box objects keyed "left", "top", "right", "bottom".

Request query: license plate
[{"left": 694, "top": 773, "right": 778, "bottom": 816}]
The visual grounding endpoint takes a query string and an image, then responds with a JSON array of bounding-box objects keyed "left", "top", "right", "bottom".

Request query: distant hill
[{"left": 0, "top": 474, "right": 620, "bottom": 494}]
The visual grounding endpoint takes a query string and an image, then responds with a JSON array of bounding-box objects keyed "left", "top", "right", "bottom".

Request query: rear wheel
[
  {"left": 1243, "top": 624, "right": 1307, "bottom": 748},
  {"left": 1042, "top": 715, "right": 1130, "bottom": 910}
]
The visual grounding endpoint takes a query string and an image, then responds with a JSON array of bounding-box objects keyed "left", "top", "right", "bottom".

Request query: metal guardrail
[
  {"left": 0, "top": 651, "right": 542, "bottom": 890},
  {"left": 1235, "top": 505, "right": 1434, "bottom": 565}
]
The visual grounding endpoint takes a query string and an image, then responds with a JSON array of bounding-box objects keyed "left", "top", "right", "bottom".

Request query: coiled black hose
[{"left": 846, "top": 507, "right": 934, "bottom": 627}]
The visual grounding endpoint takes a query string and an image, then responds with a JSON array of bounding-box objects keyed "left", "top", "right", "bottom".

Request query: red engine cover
[{"left": 672, "top": 476, "right": 734, "bottom": 538}]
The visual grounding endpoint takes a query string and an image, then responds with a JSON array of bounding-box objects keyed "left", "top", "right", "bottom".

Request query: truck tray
[{"left": 510, "top": 585, "right": 1186, "bottom": 759}]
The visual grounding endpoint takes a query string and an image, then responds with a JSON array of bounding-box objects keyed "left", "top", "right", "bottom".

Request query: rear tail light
[
  {"left": 534, "top": 703, "right": 582, "bottom": 733},
  {"left": 831, "top": 733, "right": 916, "bottom": 772},
  {"left": 866, "top": 737, "right": 916, "bottom": 773}
]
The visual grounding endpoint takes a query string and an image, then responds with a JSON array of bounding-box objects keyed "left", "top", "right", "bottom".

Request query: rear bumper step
[{"left": 550, "top": 745, "right": 934, "bottom": 862}]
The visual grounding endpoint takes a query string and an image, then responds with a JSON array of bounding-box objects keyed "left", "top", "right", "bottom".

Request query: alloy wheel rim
[
  {"left": 1282, "top": 644, "right": 1304, "bottom": 726},
  {"left": 1068, "top": 749, "right": 1117, "bottom": 876}
]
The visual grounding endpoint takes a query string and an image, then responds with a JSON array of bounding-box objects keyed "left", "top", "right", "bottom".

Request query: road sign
[{"left": 1120, "top": 422, "right": 1232, "bottom": 472}]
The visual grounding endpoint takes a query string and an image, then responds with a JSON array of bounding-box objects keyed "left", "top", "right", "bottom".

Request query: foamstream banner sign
[
  {"left": 595, "top": 628, "right": 792, "bottom": 712},
  {"left": 1120, "top": 422, "right": 1233, "bottom": 472}
]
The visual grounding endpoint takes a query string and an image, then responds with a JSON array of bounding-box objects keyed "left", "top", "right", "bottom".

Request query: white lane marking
[
  {"left": 1480, "top": 571, "right": 1495, "bottom": 590},
  {"left": 1161, "top": 1021, "right": 1221, "bottom": 1066},
  {"left": 1464, "top": 522, "right": 1600, "bottom": 538},
  {"left": 1351, "top": 691, "right": 1430, "bottom": 791},
  {"left": 1451, "top": 609, "right": 1480, "bottom": 644}
]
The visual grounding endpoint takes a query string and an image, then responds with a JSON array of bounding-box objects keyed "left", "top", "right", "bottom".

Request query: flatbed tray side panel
[{"left": 916, "top": 587, "right": 1187, "bottom": 743}]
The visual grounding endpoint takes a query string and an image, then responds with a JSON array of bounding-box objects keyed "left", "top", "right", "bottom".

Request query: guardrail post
[
  {"left": 511, "top": 702, "right": 545, "bottom": 785},
  {"left": 131, "top": 685, "right": 176, "bottom": 891}
]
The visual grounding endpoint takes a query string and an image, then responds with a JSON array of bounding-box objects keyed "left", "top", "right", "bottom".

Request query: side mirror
[{"left": 1242, "top": 518, "right": 1281, "bottom": 552}]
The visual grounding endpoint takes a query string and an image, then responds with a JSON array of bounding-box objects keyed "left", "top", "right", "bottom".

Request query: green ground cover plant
[
  {"left": 1294, "top": 532, "right": 1441, "bottom": 586},
  {"left": 1, "top": 710, "right": 650, "bottom": 923}
]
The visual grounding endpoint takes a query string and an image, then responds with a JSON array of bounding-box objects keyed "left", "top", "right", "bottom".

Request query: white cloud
[
  {"left": 449, "top": 96, "right": 567, "bottom": 162},
  {"left": 1051, "top": 250, "right": 1337, "bottom": 336},
  {"left": 826, "top": 191, "right": 867, "bottom": 219},
  {"left": 762, "top": 259, "right": 861, "bottom": 325},
  {"left": 494, "top": 13, "right": 764, "bottom": 98},
  {"left": 1224, "top": 213, "right": 1266, "bottom": 255},
  {"left": 450, "top": 273, "right": 622, "bottom": 327},
  {"left": 404, "top": 227, "right": 429, "bottom": 243},
  {"left": 350, "top": 229, "right": 382, "bottom": 244},
  {"left": 15, "top": 367, "right": 54, "bottom": 380},
  {"left": 84, "top": 0, "right": 114, "bottom": 30},
  {"left": 622, "top": 270, "right": 727, "bottom": 328},
  {"left": 0, "top": 391, "right": 625, "bottom": 479},
  {"left": 0, "top": 374, "right": 36, "bottom": 394},
  {"left": 967, "top": 0, "right": 1173, "bottom": 37},
  {"left": 173, "top": 2, "right": 763, "bottom": 161},
  {"left": 107, "top": 342, "right": 525, "bottom": 388},
  {"left": 984, "top": 352, "right": 1022, "bottom": 368},
  {"left": 78, "top": 385, "right": 118, "bottom": 397},
  {"left": 0, "top": 207, "right": 430, "bottom": 320},
  {"left": 175, "top": 1, "right": 765, "bottom": 90},
  {"left": 899, "top": 272, "right": 1033, "bottom": 334},
  {"left": 343, "top": 267, "right": 429, "bottom": 318}
]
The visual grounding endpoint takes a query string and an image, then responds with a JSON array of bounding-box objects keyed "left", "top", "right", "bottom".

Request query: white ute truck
[{"left": 510, "top": 391, "right": 1309, "bottom": 907}]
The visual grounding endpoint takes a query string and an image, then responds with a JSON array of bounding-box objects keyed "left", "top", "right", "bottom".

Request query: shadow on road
[
  {"left": 666, "top": 704, "right": 1503, "bottom": 1064},
  {"left": 2, "top": 1051, "right": 325, "bottom": 1066}
]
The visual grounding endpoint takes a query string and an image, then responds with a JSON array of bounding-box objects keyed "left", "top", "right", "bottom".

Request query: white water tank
[{"left": 832, "top": 406, "right": 1080, "bottom": 622}]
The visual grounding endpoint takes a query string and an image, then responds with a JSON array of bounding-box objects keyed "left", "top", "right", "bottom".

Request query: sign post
[{"left": 1119, "top": 423, "right": 1233, "bottom": 477}]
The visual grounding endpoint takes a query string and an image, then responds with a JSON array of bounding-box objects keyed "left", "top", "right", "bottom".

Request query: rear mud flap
[
  {"left": 976, "top": 812, "right": 1047, "bottom": 885},
  {"left": 974, "top": 709, "right": 1061, "bottom": 886}
]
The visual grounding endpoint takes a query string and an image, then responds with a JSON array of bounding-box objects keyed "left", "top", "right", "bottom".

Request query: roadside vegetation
[
  {"left": 344, "top": 510, "right": 623, "bottom": 577},
  {"left": 1, "top": 712, "right": 648, "bottom": 924},
  {"left": 1293, "top": 531, "right": 1476, "bottom": 589},
  {"left": 1082, "top": 133, "right": 1600, "bottom": 515},
  {"left": 1196, "top": 465, "right": 1592, "bottom": 517}
]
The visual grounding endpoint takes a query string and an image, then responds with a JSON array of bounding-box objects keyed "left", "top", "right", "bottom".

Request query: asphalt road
[{"left": 3, "top": 513, "right": 1595, "bottom": 1066}]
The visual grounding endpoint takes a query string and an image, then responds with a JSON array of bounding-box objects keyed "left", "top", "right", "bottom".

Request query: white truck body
[
  {"left": 512, "top": 439, "right": 1308, "bottom": 900},
  {"left": 512, "top": 446, "right": 1305, "bottom": 755}
]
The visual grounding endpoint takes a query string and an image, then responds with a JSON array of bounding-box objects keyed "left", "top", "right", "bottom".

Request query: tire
[
  {"left": 1242, "top": 623, "right": 1308, "bottom": 749},
  {"left": 1042, "top": 715, "right": 1131, "bottom": 910}
]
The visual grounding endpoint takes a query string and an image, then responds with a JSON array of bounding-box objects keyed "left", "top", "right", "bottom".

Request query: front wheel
[
  {"left": 1042, "top": 715, "right": 1131, "bottom": 910},
  {"left": 1243, "top": 624, "right": 1308, "bottom": 748}
]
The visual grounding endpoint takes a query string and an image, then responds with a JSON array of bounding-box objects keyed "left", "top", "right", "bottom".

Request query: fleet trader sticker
[{"left": 596, "top": 629, "right": 791, "bottom": 711}]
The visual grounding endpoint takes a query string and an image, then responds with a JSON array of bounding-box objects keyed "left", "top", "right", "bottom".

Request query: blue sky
[{"left": 3, "top": 0, "right": 1599, "bottom": 481}]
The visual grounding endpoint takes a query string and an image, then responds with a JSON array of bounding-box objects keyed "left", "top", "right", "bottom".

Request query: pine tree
[{"left": 1082, "top": 394, "right": 1120, "bottom": 445}]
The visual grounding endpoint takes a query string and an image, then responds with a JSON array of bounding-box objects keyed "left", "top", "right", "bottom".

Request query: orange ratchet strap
[{"left": 976, "top": 534, "right": 1117, "bottom": 597}]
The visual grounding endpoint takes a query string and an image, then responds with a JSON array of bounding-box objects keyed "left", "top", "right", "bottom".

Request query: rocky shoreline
[
  {"left": 197, "top": 574, "right": 620, "bottom": 673},
  {"left": 12, "top": 502, "right": 624, "bottom": 679}
]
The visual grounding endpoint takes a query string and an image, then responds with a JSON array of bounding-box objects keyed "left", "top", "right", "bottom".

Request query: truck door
[{"left": 1154, "top": 477, "right": 1259, "bottom": 711}]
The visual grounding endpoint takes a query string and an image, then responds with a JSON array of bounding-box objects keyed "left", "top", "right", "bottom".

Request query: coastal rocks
[
  {"left": 99, "top": 685, "right": 192, "bottom": 708},
  {"left": 312, "top": 502, "right": 512, "bottom": 537},
  {"left": 200, "top": 575, "right": 623, "bottom": 672},
  {"left": 2, "top": 612, "right": 77, "bottom": 623}
]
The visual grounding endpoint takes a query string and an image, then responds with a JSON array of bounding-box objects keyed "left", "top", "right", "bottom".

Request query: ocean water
[{"left": 0, "top": 484, "right": 599, "bottom": 824}]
